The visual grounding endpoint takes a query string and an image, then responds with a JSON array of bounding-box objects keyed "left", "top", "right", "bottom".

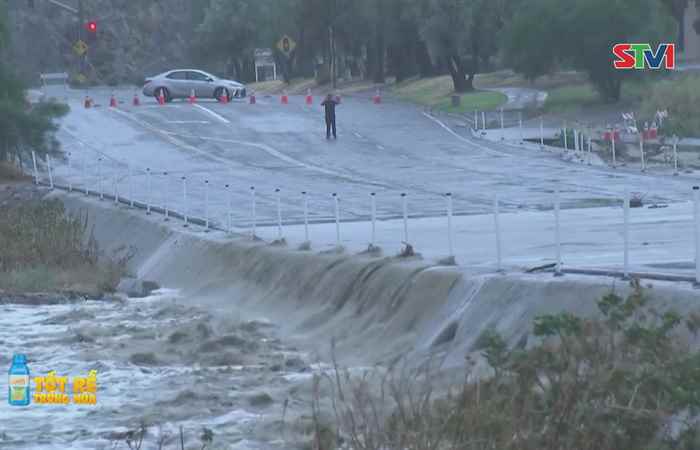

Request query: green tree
[
  {"left": 0, "top": 1, "right": 68, "bottom": 167},
  {"left": 505, "top": 0, "right": 676, "bottom": 102},
  {"left": 194, "top": 0, "right": 277, "bottom": 81},
  {"left": 421, "top": 0, "right": 508, "bottom": 92}
]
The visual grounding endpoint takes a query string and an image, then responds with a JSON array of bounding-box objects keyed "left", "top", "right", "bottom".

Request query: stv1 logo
[{"left": 612, "top": 43, "right": 675, "bottom": 70}]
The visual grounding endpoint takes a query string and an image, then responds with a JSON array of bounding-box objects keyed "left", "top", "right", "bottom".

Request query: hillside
[{"left": 7, "top": 0, "right": 206, "bottom": 86}]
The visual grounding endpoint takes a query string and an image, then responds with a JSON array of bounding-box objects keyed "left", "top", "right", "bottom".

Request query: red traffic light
[{"left": 86, "top": 21, "right": 97, "bottom": 33}]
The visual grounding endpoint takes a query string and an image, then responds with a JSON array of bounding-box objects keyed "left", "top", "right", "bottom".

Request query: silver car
[{"left": 142, "top": 69, "right": 246, "bottom": 102}]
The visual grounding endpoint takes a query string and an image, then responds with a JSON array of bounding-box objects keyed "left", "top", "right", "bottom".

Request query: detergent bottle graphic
[{"left": 8, "top": 354, "right": 30, "bottom": 406}]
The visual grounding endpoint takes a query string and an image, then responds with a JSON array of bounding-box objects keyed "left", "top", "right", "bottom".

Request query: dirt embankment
[
  {"left": 0, "top": 179, "right": 47, "bottom": 207},
  {"left": 0, "top": 171, "right": 129, "bottom": 300}
]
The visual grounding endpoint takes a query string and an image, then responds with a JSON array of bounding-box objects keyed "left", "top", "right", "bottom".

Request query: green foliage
[
  {"left": 0, "top": 0, "right": 8, "bottom": 50},
  {"left": 471, "top": 285, "right": 700, "bottom": 450},
  {"left": 421, "top": 0, "right": 510, "bottom": 92},
  {"left": 0, "top": 6, "right": 68, "bottom": 164},
  {"left": 323, "top": 285, "right": 700, "bottom": 450},
  {"left": 642, "top": 75, "right": 700, "bottom": 137},
  {"left": 505, "top": 0, "right": 676, "bottom": 102}
]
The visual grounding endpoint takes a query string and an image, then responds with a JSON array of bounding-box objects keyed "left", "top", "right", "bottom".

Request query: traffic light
[{"left": 85, "top": 21, "right": 97, "bottom": 43}]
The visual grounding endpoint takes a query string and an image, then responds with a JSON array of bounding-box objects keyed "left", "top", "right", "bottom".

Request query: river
[{"left": 0, "top": 289, "right": 321, "bottom": 449}]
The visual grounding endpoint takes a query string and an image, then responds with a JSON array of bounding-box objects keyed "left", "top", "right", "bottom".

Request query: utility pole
[{"left": 77, "top": 0, "right": 86, "bottom": 76}]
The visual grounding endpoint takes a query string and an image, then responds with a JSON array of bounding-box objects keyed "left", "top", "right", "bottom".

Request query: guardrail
[{"left": 27, "top": 150, "right": 700, "bottom": 287}]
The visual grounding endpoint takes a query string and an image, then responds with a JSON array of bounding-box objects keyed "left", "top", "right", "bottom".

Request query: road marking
[
  {"left": 109, "top": 108, "right": 235, "bottom": 166},
  {"left": 193, "top": 104, "right": 231, "bottom": 124},
  {"left": 110, "top": 107, "right": 380, "bottom": 184},
  {"left": 354, "top": 132, "right": 363, "bottom": 139},
  {"left": 422, "top": 112, "right": 505, "bottom": 157},
  {"left": 377, "top": 145, "right": 385, "bottom": 150},
  {"left": 166, "top": 120, "right": 211, "bottom": 124},
  {"left": 163, "top": 131, "right": 359, "bottom": 179}
]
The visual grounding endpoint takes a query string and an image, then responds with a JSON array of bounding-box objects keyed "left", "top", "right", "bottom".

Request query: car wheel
[
  {"left": 155, "top": 87, "right": 171, "bottom": 103},
  {"left": 215, "top": 87, "right": 230, "bottom": 102}
]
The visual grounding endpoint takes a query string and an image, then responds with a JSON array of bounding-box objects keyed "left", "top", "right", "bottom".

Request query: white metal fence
[{"left": 27, "top": 149, "right": 700, "bottom": 286}]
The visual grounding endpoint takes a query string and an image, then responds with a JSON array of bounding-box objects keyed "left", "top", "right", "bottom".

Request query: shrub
[
  {"left": 316, "top": 283, "right": 700, "bottom": 450},
  {"left": 642, "top": 75, "right": 700, "bottom": 138},
  {"left": 0, "top": 199, "right": 97, "bottom": 272}
]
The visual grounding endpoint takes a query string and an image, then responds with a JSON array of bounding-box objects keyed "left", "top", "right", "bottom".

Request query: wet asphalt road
[{"left": 47, "top": 86, "right": 699, "bottom": 229}]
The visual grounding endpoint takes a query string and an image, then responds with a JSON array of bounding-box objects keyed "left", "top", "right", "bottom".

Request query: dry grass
[
  {"left": 0, "top": 161, "right": 30, "bottom": 182},
  {"left": 0, "top": 199, "right": 128, "bottom": 294}
]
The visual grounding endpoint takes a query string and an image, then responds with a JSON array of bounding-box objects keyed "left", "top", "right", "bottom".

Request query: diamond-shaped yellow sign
[
  {"left": 73, "top": 40, "right": 88, "bottom": 56},
  {"left": 276, "top": 35, "right": 296, "bottom": 57}
]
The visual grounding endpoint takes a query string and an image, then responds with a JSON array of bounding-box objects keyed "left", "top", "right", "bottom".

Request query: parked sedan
[{"left": 142, "top": 69, "right": 246, "bottom": 102}]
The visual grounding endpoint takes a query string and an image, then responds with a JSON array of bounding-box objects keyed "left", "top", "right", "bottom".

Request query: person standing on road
[{"left": 322, "top": 93, "right": 339, "bottom": 139}]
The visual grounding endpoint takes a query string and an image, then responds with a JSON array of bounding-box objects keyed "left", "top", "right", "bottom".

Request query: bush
[
  {"left": 0, "top": 199, "right": 97, "bottom": 272},
  {"left": 0, "top": 200, "right": 128, "bottom": 294},
  {"left": 315, "top": 283, "right": 700, "bottom": 450},
  {"left": 642, "top": 75, "right": 700, "bottom": 137}
]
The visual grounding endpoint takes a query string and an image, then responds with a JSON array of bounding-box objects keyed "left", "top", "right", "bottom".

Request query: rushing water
[{"left": 0, "top": 290, "right": 319, "bottom": 449}]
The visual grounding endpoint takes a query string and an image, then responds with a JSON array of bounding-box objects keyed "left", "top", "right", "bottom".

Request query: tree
[
  {"left": 503, "top": 0, "right": 564, "bottom": 81},
  {"left": 505, "top": 0, "right": 676, "bottom": 102},
  {"left": 660, "top": 0, "right": 700, "bottom": 49},
  {"left": 0, "top": 1, "right": 68, "bottom": 166},
  {"left": 421, "top": 0, "right": 506, "bottom": 92},
  {"left": 195, "top": 0, "right": 277, "bottom": 81}
]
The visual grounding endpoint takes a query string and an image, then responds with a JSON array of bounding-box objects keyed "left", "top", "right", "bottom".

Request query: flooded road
[{"left": 0, "top": 290, "right": 319, "bottom": 449}]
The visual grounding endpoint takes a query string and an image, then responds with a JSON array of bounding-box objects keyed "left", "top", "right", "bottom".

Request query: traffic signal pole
[{"left": 78, "top": 0, "right": 86, "bottom": 75}]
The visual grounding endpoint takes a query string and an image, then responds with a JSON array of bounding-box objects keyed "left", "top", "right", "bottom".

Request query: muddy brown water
[{"left": 0, "top": 290, "right": 326, "bottom": 450}]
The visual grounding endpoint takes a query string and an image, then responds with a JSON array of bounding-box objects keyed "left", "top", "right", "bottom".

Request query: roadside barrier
[{"left": 26, "top": 152, "right": 700, "bottom": 286}]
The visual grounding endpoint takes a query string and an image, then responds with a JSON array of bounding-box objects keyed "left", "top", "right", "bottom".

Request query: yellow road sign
[
  {"left": 75, "top": 73, "right": 87, "bottom": 84},
  {"left": 73, "top": 40, "right": 88, "bottom": 56},
  {"left": 277, "top": 35, "right": 296, "bottom": 57}
]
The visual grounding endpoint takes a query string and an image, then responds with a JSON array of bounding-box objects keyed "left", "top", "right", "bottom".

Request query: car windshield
[{"left": 3, "top": 1, "right": 700, "bottom": 449}]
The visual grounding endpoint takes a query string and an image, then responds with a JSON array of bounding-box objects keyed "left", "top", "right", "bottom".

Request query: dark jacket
[{"left": 321, "top": 98, "right": 338, "bottom": 118}]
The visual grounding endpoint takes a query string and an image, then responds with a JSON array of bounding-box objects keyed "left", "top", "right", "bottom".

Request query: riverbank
[
  {"left": 0, "top": 173, "right": 127, "bottom": 297},
  {"left": 3, "top": 189, "right": 700, "bottom": 448}
]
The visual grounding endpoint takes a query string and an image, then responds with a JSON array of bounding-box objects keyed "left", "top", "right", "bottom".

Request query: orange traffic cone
[
  {"left": 132, "top": 93, "right": 140, "bottom": 106},
  {"left": 189, "top": 89, "right": 197, "bottom": 104},
  {"left": 373, "top": 89, "right": 382, "bottom": 104},
  {"left": 84, "top": 96, "right": 92, "bottom": 108},
  {"left": 109, "top": 94, "right": 117, "bottom": 107},
  {"left": 305, "top": 89, "right": 313, "bottom": 105},
  {"left": 281, "top": 91, "right": 289, "bottom": 104},
  {"left": 249, "top": 93, "right": 256, "bottom": 105},
  {"left": 157, "top": 90, "right": 166, "bottom": 105},
  {"left": 219, "top": 89, "right": 229, "bottom": 104}
]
